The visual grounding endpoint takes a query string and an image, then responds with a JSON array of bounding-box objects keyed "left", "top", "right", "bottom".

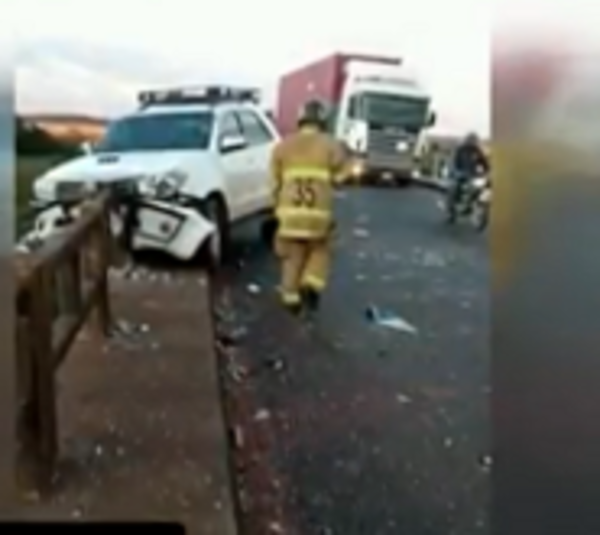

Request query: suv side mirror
[
  {"left": 428, "top": 112, "right": 437, "bottom": 127},
  {"left": 219, "top": 134, "right": 246, "bottom": 153}
]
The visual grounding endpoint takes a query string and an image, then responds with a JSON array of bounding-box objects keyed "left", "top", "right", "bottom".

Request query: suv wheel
[{"left": 200, "top": 197, "right": 230, "bottom": 270}]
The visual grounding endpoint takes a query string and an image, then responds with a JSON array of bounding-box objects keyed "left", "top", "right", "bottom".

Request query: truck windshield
[
  {"left": 362, "top": 93, "right": 430, "bottom": 130},
  {"left": 95, "top": 111, "right": 214, "bottom": 153}
]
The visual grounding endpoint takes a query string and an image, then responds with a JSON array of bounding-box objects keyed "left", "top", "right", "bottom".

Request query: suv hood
[{"left": 40, "top": 151, "right": 211, "bottom": 185}]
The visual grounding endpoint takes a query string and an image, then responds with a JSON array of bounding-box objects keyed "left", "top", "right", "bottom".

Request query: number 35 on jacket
[{"left": 269, "top": 126, "right": 346, "bottom": 309}]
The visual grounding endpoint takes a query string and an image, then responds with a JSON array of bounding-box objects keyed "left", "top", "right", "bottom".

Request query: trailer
[
  {"left": 276, "top": 53, "right": 401, "bottom": 135},
  {"left": 276, "top": 52, "right": 436, "bottom": 185}
]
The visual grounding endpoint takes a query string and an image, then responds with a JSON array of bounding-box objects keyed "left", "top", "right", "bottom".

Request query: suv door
[
  {"left": 217, "top": 111, "right": 252, "bottom": 219},
  {"left": 236, "top": 109, "right": 277, "bottom": 213}
]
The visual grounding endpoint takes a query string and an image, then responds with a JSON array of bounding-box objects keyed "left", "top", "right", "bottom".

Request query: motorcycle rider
[
  {"left": 448, "top": 132, "right": 490, "bottom": 212},
  {"left": 269, "top": 99, "right": 346, "bottom": 316}
]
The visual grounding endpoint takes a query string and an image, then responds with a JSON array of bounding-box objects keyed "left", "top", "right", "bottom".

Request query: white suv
[{"left": 31, "top": 86, "right": 280, "bottom": 265}]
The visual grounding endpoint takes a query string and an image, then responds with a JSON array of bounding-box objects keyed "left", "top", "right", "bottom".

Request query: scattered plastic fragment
[
  {"left": 396, "top": 393, "right": 412, "bottom": 404},
  {"left": 264, "top": 357, "right": 284, "bottom": 371},
  {"left": 232, "top": 426, "right": 244, "bottom": 449},
  {"left": 365, "top": 306, "right": 418, "bottom": 334},
  {"left": 353, "top": 227, "right": 370, "bottom": 238},
  {"left": 247, "top": 283, "right": 261, "bottom": 294},
  {"left": 254, "top": 409, "right": 271, "bottom": 421},
  {"left": 479, "top": 454, "right": 493, "bottom": 471}
]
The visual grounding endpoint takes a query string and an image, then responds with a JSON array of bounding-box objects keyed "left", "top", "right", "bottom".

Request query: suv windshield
[
  {"left": 95, "top": 111, "right": 214, "bottom": 153},
  {"left": 362, "top": 93, "right": 430, "bottom": 131}
]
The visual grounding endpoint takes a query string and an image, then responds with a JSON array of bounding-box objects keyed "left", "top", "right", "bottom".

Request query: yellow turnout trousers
[{"left": 275, "top": 235, "right": 331, "bottom": 306}]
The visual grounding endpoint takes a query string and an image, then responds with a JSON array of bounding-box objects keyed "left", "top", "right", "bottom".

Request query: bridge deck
[{"left": 13, "top": 269, "right": 237, "bottom": 535}]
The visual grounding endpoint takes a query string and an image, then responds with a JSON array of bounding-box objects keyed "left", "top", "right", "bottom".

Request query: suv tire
[{"left": 199, "top": 196, "right": 230, "bottom": 270}]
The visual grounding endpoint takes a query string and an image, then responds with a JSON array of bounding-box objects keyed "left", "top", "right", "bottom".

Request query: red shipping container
[{"left": 276, "top": 52, "right": 401, "bottom": 135}]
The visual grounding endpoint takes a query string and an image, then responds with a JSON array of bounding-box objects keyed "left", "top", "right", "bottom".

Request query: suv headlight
[{"left": 143, "top": 170, "right": 187, "bottom": 199}]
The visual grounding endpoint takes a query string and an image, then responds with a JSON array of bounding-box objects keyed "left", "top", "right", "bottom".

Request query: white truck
[
  {"left": 336, "top": 62, "right": 436, "bottom": 184},
  {"left": 276, "top": 52, "right": 436, "bottom": 185},
  {"left": 28, "top": 86, "right": 280, "bottom": 266}
]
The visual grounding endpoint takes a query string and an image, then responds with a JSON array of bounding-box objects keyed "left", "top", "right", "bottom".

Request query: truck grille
[{"left": 366, "top": 129, "right": 414, "bottom": 171}]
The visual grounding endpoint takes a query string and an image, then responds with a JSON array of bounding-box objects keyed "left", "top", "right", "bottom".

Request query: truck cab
[{"left": 335, "top": 63, "right": 435, "bottom": 184}]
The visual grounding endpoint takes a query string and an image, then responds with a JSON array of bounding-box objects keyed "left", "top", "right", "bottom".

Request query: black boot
[
  {"left": 301, "top": 287, "right": 321, "bottom": 313},
  {"left": 283, "top": 300, "right": 303, "bottom": 317}
]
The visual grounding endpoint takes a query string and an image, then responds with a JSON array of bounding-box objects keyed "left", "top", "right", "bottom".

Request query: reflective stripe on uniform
[
  {"left": 276, "top": 211, "right": 333, "bottom": 239},
  {"left": 276, "top": 207, "right": 330, "bottom": 219},
  {"left": 280, "top": 290, "right": 301, "bottom": 305},
  {"left": 278, "top": 229, "right": 322, "bottom": 239},
  {"left": 282, "top": 167, "right": 331, "bottom": 182},
  {"left": 302, "top": 275, "right": 325, "bottom": 291}
]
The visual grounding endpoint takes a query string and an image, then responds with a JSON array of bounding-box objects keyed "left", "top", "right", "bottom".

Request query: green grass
[{"left": 16, "top": 155, "right": 65, "bottom": 236}]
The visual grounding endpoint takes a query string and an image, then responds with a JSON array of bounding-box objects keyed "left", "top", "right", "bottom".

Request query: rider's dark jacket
[{"left": 450, "top": 142, "right": 490, "bottom": 179}]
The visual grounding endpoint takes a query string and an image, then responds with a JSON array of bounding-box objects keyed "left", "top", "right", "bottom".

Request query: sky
[{"left": 15, "top": 0, "right": 493, "bottom": 135}]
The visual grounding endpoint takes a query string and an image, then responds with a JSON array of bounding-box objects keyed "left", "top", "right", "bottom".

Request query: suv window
[
  {"left": 96, "top": 111, "right": 214, "bottom": 152},
  {"left": 218, "top": 112, "right": 243, "bottom": 140},
  {"left": 237, "top": 110, "right": 274, "bottom": 146}
]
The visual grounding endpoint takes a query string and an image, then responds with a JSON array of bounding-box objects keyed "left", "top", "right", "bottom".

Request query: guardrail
[{"left": 15, "top": 192, "right": 113, "bottom": 498}]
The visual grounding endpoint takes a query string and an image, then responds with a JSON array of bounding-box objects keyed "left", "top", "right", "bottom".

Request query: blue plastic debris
[{"left": 365, "top": 306, "right": 418, "bottom": 334}]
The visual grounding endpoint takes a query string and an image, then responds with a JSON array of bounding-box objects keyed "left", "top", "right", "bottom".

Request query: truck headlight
[
  {"left": 396, "top": 141, "right": 409, "bottom": 152},
  {"left": 350, "top": 161, "right": 364, "bottom": 177},
  {"left": 144, "top": 171, "right": 186, "bottom": 199}
]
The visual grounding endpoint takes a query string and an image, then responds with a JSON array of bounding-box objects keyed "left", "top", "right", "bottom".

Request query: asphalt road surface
[{"left": 217, "top": 185, "right": 490, "bottom": 535}]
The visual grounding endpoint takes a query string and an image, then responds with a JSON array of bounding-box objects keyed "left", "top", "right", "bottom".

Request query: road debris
[
  {"left": 218, "top": 325, "right": 248, "bottom": 347},
  {"left": 353, "top": 227, "right": 370, "bottom": 238},
  {"left": 254, "top": 409, "right": 271, "bottom": 422},
  {"left": 264, "top": 357, "right": 284, "bottom": 372},
  {"left": 109, "top": 319, "right": 153, "bottom": 339},
  {"left": 268, "top": 521, "right": 284, "bottom": 533},
  {"left": 226, "top": 361, "right": 248, "bottom": 383},
  {"left": 479, "top": 454, "right": 492, "bottom": 471},
  {"left": 365, "top": 306, "right": 418, "bottom": 334},
  {"left": 396, "top": 393, "right": 412, "bottom": 404},
  {"left": 247, "top": 283, "right": 261, "bottom": 294}
]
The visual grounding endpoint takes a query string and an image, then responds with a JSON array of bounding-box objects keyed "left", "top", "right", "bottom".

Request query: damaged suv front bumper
[
  {"left": 27, "top": 196, "right": 215, "bottom": 261},
  {"left": 131, "top": 199, "right": 215, "bottom": 260}
]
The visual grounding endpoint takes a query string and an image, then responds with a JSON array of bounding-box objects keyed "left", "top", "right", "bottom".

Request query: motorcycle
[
  {"left": 470, "top": 176, "right": 491, "bottom": 231},
  {"left": 442, "top": 175, "right": 490, "bottom": 230}
]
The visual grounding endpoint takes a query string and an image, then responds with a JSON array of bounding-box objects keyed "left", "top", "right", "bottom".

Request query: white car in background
[{"left": 30, "top": 86, "right": 279, "bottom": 266}]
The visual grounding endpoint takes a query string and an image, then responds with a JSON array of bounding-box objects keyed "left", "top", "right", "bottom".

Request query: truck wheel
[
  {"left": 199, "top": 196, "right": 230, "bottom": 270},
  {"left": 395, "top": 174, "right": 411, "bottom": 187}
]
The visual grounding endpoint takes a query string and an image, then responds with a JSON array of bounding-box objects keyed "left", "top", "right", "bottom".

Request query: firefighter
[{"left": 270, "top": 99, "right": 346, "bottom": 315}]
